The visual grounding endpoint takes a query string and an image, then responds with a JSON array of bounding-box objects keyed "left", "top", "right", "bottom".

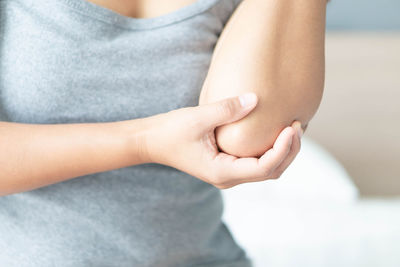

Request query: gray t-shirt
[{"left": 0, "top": 0, "right": 253, "bottom": 266}]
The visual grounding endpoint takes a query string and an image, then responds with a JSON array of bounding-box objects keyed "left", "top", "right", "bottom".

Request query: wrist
[{"left": 114, "top": 117, "right": 155, "bottom": 165}]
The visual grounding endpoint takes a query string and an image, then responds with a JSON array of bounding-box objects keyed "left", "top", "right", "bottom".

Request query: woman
[{"left": 0, "top": 0, "right": 326, "bottom": 266}]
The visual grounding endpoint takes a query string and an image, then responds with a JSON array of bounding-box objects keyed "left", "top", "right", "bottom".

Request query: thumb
[{"left": 195, "top": 92, "right": 258, "bottom": 129}]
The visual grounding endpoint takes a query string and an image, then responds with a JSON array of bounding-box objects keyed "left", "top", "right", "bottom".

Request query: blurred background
[{"left": 306, "top": 0, "right": 400, "bottom": 196}]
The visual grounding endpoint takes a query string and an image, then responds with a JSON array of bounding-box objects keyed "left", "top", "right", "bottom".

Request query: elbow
[
  {"left": 215, "top": 113, "right": 284, "bottom": 158},
  {"left": 214, "top": 84, "right": 324, "bottom": 159},
  {"left": 215, "top": 123, "right": 277, "bottom": 158}
]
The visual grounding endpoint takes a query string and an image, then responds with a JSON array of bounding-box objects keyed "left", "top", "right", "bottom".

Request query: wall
[{"left": 306, "top": 1, "right": 400, "bottom": 196}]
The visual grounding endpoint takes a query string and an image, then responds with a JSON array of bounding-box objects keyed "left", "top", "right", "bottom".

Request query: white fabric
[{"left": 222, "top": 137, "right": 400, "bottom": 267}]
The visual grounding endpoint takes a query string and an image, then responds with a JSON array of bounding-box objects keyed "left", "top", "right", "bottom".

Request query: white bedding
[{"left": 221, "top": 137, "right": 400, "bottom": 267}]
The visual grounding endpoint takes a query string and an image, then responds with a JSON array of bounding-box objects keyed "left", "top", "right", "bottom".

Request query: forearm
[
  {"left": 199, "top": 0, "right": 326, "bottom": 157},
  {"left": 0, "top": 119, "right": 149, "bottom": 196}
]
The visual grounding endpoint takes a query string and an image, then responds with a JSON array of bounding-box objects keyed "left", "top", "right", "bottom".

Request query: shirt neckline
[{"left": 57, "top": 0, "right": 221, "bottom": 30}]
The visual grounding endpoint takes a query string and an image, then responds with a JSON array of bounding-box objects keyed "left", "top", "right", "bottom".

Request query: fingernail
[
  {"left": 294, "top": 122, "right": 303, "bottom": 138},
  {"left": 239, "top": 93, "right": 257, "bottom": 108}
]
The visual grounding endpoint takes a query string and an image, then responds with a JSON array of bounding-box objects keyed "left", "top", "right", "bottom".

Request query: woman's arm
[
  {"left": 199, "top": 0, "right": 327, "bottom": 158},
  {"left": 0, "top": 94, "right": 299, "bottom": 195},
  {"left": 0, "top": 120, "right": 148, "bottom": 196}
]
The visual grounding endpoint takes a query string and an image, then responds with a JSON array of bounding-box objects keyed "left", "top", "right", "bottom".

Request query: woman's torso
[
  {"left": 86, "top": 0, "right": 199, "bottom": 19},
  {"left": 0, "top": 0, "right": 252, "bottom": 266}
]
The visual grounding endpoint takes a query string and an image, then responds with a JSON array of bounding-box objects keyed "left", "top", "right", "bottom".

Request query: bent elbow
[
  {"left": 215, "top": 116, "right": 283, "bottom": 158},
  {"left": 214, "top": 84, "right": 324, "bottom": 159}
]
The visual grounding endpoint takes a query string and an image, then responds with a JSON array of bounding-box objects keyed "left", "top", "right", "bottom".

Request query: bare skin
[
  {"left": 88, "top": 0, "right": 326, "bottom": 159},
  {"left": 0, "top": 95, "right": 301, "bottom": 195},
  {"left": 199, "top": 0, "right": 327, "bottom": 158},
  {"left": 85, "top": 0, "right": 198, "bottom": 18},
  {"left": 0, "top": 0, "right": 314, "bottom": 195}
]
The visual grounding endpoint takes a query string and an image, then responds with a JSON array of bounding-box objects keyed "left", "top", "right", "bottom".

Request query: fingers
[
  {"left": 269, "top": 121, "right": 302, "bottom": 178},
  {"left": 210, "top": 126, "right": 295, "bottom": 188},
  {"left": 212, "top": 153, "right": 260, "bottom": 182},
  {"left": 195, "top": 92, "right": 258, "bottom": 131},
  {"left": 257, "top": 126, "right": 295, "bottom": 174}
]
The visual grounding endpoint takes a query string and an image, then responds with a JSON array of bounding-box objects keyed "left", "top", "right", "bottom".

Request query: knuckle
[
  {"left": 272, "top": 167, "right": 284, "bottom": 179},
  {"left": 209, "top": 172, "right": 232, "bottom": 189},
  {"left": 262, "top": 166, "right": 274, "bottom": 177},
  {"left": 272, "top": 171, "right": 283, "bottom": 179},
  {"left": 212, "top": 178, "right": 229, "bottom": 189},
  {"left": 218, "top": 100, "right": 236, "bottom": 118},
  {"left": 261, "top": 166, "right": 283, "bottom": 179},
  {"left": 277, "top": 170, "right": 285, "bottom": 178}
]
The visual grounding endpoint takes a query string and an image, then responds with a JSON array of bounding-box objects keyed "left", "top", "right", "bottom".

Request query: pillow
[
  {"left": 221, "top": 136, "right": 360, "bottom": 267},
  {"left": 221, "top": 136, "right": 359, "bottom": 205}
]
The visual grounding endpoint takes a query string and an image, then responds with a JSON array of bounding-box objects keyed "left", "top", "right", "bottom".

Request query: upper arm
[{"left": 199, "top": 0, "right": 327, "bottom": 158}]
